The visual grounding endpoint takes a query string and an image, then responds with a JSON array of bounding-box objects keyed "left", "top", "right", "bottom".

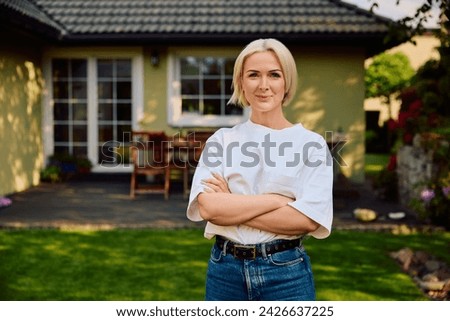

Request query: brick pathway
[{"left": 0, "top": 174, "right": 419, "bottom": 231}]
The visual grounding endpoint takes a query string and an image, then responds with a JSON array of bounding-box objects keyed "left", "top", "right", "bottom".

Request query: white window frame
[
  {"left": 42, "top": 47, "right": 144, "bottom": 173},
  {"left": 167, "top": 48, "right": 249, "bottom": 128}
]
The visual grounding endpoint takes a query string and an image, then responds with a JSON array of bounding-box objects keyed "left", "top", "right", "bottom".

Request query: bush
[{"left": 40, "top": 165, "right": 62, "bottom": 183}]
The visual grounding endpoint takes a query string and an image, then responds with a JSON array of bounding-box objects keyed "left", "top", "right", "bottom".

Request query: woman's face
[{"left": 241, "top": 51, "right": 286, "bottom": 114}]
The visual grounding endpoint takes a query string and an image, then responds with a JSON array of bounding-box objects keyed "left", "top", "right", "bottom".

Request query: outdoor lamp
[{"left": 151, "top": 51, "right": 160, "bottom": 67}]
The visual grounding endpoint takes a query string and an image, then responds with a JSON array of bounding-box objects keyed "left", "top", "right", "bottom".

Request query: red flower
[
  {"left": 387, "top": 154, "right": 397, "bottom": 171},
  {"left": 408, "top": 100, "right": 422, "bottom": 114},
  {"left": 403, "top": 132, "right": 414, "bottom": 145},
  {"left": 387, "top": 118, "right": 398, "bottom": 131},
  {"left": 398, "top": 111, "right": 412, "bottom": 128}
]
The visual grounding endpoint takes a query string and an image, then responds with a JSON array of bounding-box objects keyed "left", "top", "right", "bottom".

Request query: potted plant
[
  {"left": 76, "top": 157, "right": 93, "bottom": 174},
  {"left": 49, "top": 153, "right": 78, "bottom": 176},
  {"left": 40, "top": 165, "right": 62, "bottom": 183}
]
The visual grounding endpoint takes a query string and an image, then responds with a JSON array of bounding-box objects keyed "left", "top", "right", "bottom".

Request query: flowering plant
[
  {"left": 0, "top": 197, "right": 12, "bottom": 209},
  {"left": 388, "top": 87, "right": 443, "bottom": 146},
  {"left": 411, "top": 181, "right": 450, "bottom": 230}
]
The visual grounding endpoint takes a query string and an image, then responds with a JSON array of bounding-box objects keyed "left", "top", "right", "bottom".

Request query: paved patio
[{"left": 0, "top": 173, "right": 418, "bottom": 231}]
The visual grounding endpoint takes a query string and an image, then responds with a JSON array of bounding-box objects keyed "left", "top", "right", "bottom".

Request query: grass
[
  {"left": 0, "top": 229, "right": 449, "bottom": 301},
  {"left": 365, "top": 153, "right": 390, "bottom": 178}
]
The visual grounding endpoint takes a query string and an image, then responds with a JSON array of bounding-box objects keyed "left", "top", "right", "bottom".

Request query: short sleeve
[
  {"left": 186, "top": 132, "right": 225, "bottom": 222},
  {"left": 288, "top": 137, "right": 333, "bottom": 239}
]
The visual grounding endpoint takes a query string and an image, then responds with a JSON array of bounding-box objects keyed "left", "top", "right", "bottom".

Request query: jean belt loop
[
  {"left": 223, "top": 239, "right": 229, "bottom": 256},
  {"left": 261, "top": 242, "right": 267, "bottom": 259}
]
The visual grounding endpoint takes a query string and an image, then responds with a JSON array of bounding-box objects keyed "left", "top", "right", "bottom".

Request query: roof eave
[
  {"left": 60, "top": 31, "right": 392, "bottom": 51},
  {"left": 0, "top": 6, "right": 64, "bottom": 41}
]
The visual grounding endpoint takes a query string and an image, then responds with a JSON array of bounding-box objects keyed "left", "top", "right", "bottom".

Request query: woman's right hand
[{"left": 201, "top": 172, "right": 231, "bottom": 194}]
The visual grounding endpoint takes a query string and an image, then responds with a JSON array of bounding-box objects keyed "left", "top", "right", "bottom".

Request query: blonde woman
[{"left": 187, "top": 39, "right": 333, "bottom": 301}]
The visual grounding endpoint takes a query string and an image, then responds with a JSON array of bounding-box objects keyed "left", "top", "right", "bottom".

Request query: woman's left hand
[{"left": 201, "top": 172, "right": 231, "bottom": 193}]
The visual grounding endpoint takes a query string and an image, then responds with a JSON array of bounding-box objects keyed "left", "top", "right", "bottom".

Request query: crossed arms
[{"left": 197, "top": 172, "right": 320, "bottom": 235}]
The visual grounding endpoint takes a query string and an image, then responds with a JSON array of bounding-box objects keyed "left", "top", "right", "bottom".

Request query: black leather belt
[{"left": 215, "top": 235, "right": 302, "bottom": 260}]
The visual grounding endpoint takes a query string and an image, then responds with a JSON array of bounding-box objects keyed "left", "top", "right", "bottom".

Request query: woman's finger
[{"left": 211, "top": 172, "right": 231, "bottom": 193}]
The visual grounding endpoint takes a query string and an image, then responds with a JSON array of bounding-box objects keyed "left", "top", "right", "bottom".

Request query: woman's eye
[
  {"left": 270, "top": 72, "right": 281, "bottom": 78},
  {"left": 248, "top": 73, "right": 258, "bottom": 78}
]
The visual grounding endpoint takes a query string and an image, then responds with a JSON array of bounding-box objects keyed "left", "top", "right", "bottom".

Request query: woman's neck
[{"left": 250, "top": 110, "right": 293, "bottom": 130}]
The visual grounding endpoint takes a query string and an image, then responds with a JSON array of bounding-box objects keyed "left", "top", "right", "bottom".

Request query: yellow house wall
[
  {"left": 141, "top": 45, "right": 366, "bottom": 182},
  {"left": 0, "top": 41, "right": 44, "bottom": 195},
  {"left": 140, "top": 47, "right": 170, "bottom": 132},
  {"left": 287, "top": 46, "right": 366, "bottom": 182}
]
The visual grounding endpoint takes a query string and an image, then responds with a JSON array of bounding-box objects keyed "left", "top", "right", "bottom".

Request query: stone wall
[{"left": 396, "top": 136, "right": 437, "bottom": 206}]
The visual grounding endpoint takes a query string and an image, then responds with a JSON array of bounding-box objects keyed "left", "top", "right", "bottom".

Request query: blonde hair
[{"left": 228, "top": 38, "right": 297, "bottom": 107}]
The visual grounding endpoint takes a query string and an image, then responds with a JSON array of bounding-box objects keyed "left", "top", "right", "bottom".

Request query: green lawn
[
  {"left": 0, "top": 229, "right": 448, "bottom": 300},
  {"left": 365, "top": 153, "right": 390, "bottom": 178}
]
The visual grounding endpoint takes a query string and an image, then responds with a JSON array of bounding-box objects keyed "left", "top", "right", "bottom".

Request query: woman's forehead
[{"left": 244, "top": 51, "right": 281, "bottom": 70}]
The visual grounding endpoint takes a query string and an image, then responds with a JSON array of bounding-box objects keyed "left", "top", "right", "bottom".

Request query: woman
[{"left": 187, "top": 38, "right": 333, "bottom": 301}]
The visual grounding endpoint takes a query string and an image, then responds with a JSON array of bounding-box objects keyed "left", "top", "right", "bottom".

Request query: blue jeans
[{"left": 205, "top": 241, "right": 316, "bottom": 301}]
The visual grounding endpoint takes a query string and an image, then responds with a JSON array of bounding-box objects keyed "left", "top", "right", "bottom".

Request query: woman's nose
[{"left": 259, "top": 77, "right": 269, "bottom": 91}]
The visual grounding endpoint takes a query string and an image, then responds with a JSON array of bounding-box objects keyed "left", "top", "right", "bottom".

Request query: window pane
[
  {"left": 181, "top": 79, "right": 199, "bottom": 95},
  {"left": 73, "top": 125, "right": 87, "bottom": 142},
  {"left": 117, "top": 103, "right": 131, "bottom": 121},
  {"left": 98, "top": 81, "right": 113, "bottom": 99},
  {"left": 117, "top": 124, "right": 132, "bottom": 142},
  {"left": 117, "top": 81, "right": 131, "bottom": 99},
  {"left": 181, "top": 57, "right": 199, "bottom": 75},
  {"left": 54, "top": 146, "right": 70, "bottom": 155},
  {"left": 54, "top": 103, "right": 69, "bottom": 121},
  {"left": 98, "top": 60, "right": 113, "bottom": 78},
  {"left": 225, "top": 78, "right": 233, "bottom": 95},
  {"left": 54, "top": 125, "right": 69, "bottom": 142},
  {"left": 71, "top": 59, "right": 87, "bottom": 78},
  {"left": 117, "top": 59, "right": 131, "bottom": 78},
  {"left": 204, "top": 99, "right": 221, "bottom": 115},
  {"left": 73, "top": 147, "right": 87, "bottom": 158},
  {"left": 204, "top": 79, "right": 221, "bottom": 95},
  {"left": 182, "top": 99, "right": 199, "bottom": 113},
  {"left": 53, "top": 81, "right": 69, "bottom": 99},
  {"left": 98, "top": 140, "right": 122, "bottom": 165},
  {"left": 52, "top": 59, "right": 68, "bottom": 79},
  {"left": 98, "top": 125, "right": 113, "bottom": 143},
  {"left": 72, "top": 81, "right": 87, "bottom": 99},
  {"left": 98, "top": 103, "right": 113, "bottom": 121},
  {"left": 224, "top": 58, "right": 235, "bottom": 75},
  {"left": 179, "top": 56, "right": 238, "bottom": 119},
  {"left": 73, "top": 103, "right": 87, "bottom": 121},
  {"left": 203, "top": 57, "right": 222, "bottom": 75},
  {"left": 225, "top": 103, "right": 243, "bottom": 115}
]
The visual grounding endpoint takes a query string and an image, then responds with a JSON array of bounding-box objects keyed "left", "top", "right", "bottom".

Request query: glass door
[
  {"left": 52, "top": 59, "right": 88, "bottom": 158},
  {"left": 50, "top": 57, "right": 135, "bottom": 170},
  {"left": 97, "top": 59, "right": 133, "bottom": 167}
]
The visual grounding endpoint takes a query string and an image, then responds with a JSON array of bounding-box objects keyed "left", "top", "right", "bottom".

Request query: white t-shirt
[{"left": 187, "top": 119, "right": 333, "bottom": 244}]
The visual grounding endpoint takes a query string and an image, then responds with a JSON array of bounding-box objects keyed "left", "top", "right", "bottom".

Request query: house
[{"left": 0, "top": 0, "right": 397, "bottom": 196}]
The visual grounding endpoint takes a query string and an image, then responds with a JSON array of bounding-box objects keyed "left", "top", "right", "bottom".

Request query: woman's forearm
[
  {"left": 197, "top": 192, "right": 289, "bottom": 226},
  {"left": 244, "top": 206, "right": 320, "bottom": 235}
]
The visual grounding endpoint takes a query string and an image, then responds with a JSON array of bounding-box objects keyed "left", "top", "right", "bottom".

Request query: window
[
  {"left": 169, "top": 55, "right": 248, "bottom": 127},
  {"left": 97, "top": 59, "right": 133, "bottom": 166},
  {"left": 45, "top": 51, "right": 143, "bottom": 173},
  {"left": 52, "top": 59, "right": 88, "bottom": 158}
]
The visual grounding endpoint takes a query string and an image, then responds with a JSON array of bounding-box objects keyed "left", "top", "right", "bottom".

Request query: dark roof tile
[{"left": 27, "top": 0, "right": 391, "bottom": 37}]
